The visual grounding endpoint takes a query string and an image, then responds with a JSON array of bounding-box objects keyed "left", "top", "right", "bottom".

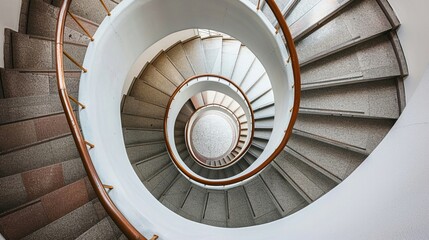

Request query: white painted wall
[
  {"left": 0, "top": 0, "right": 22, "bottom": 68},
  {"left": 78, "top": 0, "right": 293, "bottom": 237},
  {"left": 388, "top": 0, "right": 429, "bottom": 100}
]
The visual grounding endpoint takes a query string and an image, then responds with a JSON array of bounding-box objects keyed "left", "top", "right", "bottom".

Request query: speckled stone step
[
  {"left": 125, "top": 141, "right": 166, "bottom": 164},
  {"left": 183, "top": 37, "right": 208, "bottom": 74},
  {"left": 202, "top": 37, "right": 223, "bottom": 75},
  {"left": 0, "top": 157, "right": 85, "bottom": 214},
  {"left": 259, "top": 165, "right": 309, "bottom": 216},
  {"left": 75, "top": 218, "right": 117, "bottom": 240},
  {"left": 300, "top": 78, "right": 401, "bottom": 119},
  {"left": 300, "top": 34, "right": 401, "bottom": 90},
  {"left": 296, "top": 0, "right": 392, "bottom": 65},
  {"left": 122, "top": 128, "right": 164, "bottom": 145},
  {"left": 0, "top": 113, "right": 71, "bottom": 153},
  {"left": 165, "top": 42, "right": 195, "bottom": 78},
  {"left": 261, "top": 0, "right": 293, "bottom": 23},
  {"left": 201, "top": 191, "right": 227, "bottom": 227},
  {"left": 12, "top": 32, "right": 87, "bottom": 71},
  {"left": 151, "top": 52, "right": 184, "bottom": 86},
  {"left": 226, "top": 186, "right": 255, "bottom": 227},
  {"left": 221, "top": 39, "right": 241, "bottom": 79},
  {"left": 286, "top": 134, "right": 366, "bottom": 181},
  {"left": 1, "top": 70, "right": 80, "bottom": 98},
  {"left": 52, "top": 0, "right": 117, "bottom": 24},
  {"left": 145, "top": 163, "right": 179, "bottom": 199},
  {"left": 293, "top": 114, "right": 394, "bottom": 154},
  {"left": 243, "top": 177, "right": 281, "bottom": 224},
  {"left": 231, "top": 46, "right": 255, "bottom": 86},
  {"left": 0, "top": 178, "right": 95, "bottom": 240},
  {"left": 0, "top": 135, "right": 79, "bottom": 178},
  {"left": 27, "top": 0, "right": 93, "bottom": 45}
]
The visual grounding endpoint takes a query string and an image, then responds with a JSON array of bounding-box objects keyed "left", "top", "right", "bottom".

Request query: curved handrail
[
  {"left": 184, "top": 103, "right": 249, "bottom": 169},
  {"left": 163, "top": 0, "right": 300, "bottom": 186},
  {"left": 165, "top": 74, "right": 255, "bottom": 171},
  {"left": 55, "top": 0, "right": 153, "bottom": 239}
]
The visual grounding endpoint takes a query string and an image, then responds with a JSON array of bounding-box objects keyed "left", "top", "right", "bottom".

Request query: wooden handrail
[
  {"left": 184, "top": 102, "right": 252, "bottom": 170},
  {"left": 163, "top": 0, "right": 300, "bottom": 186},
  {"left": 55, "top": 0, "right": 150, "bottom": 239}
]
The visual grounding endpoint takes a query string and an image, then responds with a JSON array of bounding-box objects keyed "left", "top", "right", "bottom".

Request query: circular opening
[{"left": 190, "top": 111, "right": 237, "bottom": 161}]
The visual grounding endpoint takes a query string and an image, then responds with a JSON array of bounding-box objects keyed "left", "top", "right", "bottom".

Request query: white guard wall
[
  {"left": 79, "top": 0, "right": 292, "bottom": 238},
  {"left": 79, "top": 0, "right": 429, "bottom": 239},
  {"left": 388, "top": 0, "right": 429, "bottom": 100},
  {"left": 0, "top": 0, "right": 22, "bottom": 68}
]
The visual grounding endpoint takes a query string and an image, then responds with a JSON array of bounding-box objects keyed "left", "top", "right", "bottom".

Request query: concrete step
[
  {"left": 183, "top": 37, "right": 208, "bottom": 74},
  {"left": 202, "top": 37, "right": 223, "bottom": 75},
  {"left": 52, "top": 0, "right": 118, "bottom": 24},
  {"left": 259, "top": 165, "right": 308, "bottom": 217},
  {"left": 121, "top": 113, "right": 165, "bottom": 129},
  {"left": 202, "top": 191, "right": 227, "bottom": 227},
  {"left": 293, "top": 114, "right": 394, "bottom": 155},
  {"left": 245, "top": 74, "right": 272, "bottom": 101},
  {"left": 122, "top": 128, "right": 164, "bottom": 145},
  {"left": 0, "top": 94, "right": 77, "bottom": 125},
  {"left": 138, "top": 64, "right": 177, "bottom": 95},
  {"left": 0, "top": 135, "right": 79, "bottom": 178},
  {"left": 279, "top": 151, "right": 337, "bottom": 195},
  {"left": 27, "top": 0, "right": 93, "bottom": 45},
  {"left": 165, "top": 42, "right": 195, "bottom": 78},
  {"left": 221, "top": 39, "right": 241, "bottom": 79},
  {"left": 231, "top": 46, "right": 255, "bottom": 86},
  {"left": 125, "top": 141, "right": 166, "bottom": 164},
  {"left": 19, "top": 199, "right": 102, "bottom": 240},
  {"left": 0, "top": 178, "right": 95, "bottom": 240},
  {"left": 0, "top": 157, "right": 85, "bottom": 214},
  {"left": 11, "top": 32, "right": 87, "bottom": 71},
  {"left": 160, "top": 175, "right": 192, "bottom": 212},
  {"left": 128, "top": 80, "right": 171, "bottom": 107},
  {"left": 243, "top": 177, "right": 281, "bottom": 224},
  {"left": 239, "top": 59, "right": 266, "bottom": 92},
  {"left": 180, "top": 186, "right": 207, "bottom": 222},
  {"left": 226, "top": 186, "right": 254, "bottom": 227},
  {"left": 135, "top": 152, "right": 171, "bottom": 181},
  {"left": 151, "top": 52, "right": 185, "bottom": 86},
  {"left": 296, "top": 0, "right": 392, "bottom": 65},
  {"left": 122, "top": 96, "right": 166, "bottom": 120},
  {"left": 261, "top": 0, "right": 293, "bottom": 24},
  {"left": 300, "top": 78, "right": 401, "bottom": 119},
  {"left": 274, "top": 151, "right": 336, "bottom": 201},
  {"left": 75, "top": 218, "right": 117, "bottom": 240},
  {"left": 301, "top": 34, "right": 401, "bottom": 90},
  {"left": 0, "top": 113, "right": 71, "bottom": 153},
  {"left": 1, "top": 70, "right": 79, "bottom": 98},
  {"left": 145, "top": 163, "right": 179, "bottom": 199},
  {"left": 286, "top": 134, "right": 366, "bottom": 181}
]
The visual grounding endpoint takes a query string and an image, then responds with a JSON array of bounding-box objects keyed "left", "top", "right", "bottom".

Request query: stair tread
[
  {"left": 296, "top": 0, "right": 392, "bottom": 63},
  {"left": 301, "top": 35, "right": 401, "bottom": 89},
  {"left": 202, "top": 37, "right": 223, "bottom": 75}
]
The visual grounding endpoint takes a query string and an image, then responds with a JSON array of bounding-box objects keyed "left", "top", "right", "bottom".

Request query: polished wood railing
[
  {"left": 164, "top": 0, "right": 300, "bottom": 186},
  {"left": 55, "top": 0, "right": 156, "bottom": 239}
]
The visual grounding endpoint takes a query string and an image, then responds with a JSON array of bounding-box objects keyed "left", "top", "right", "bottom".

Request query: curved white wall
[
  {"left": 388, "top": 0, "right": 429, "bottom": 100},
  {"left": 79, "top": 0, "right": 429, "bottom": 239},
  {"left": 79, "top": 0, "right": 292, "bottom": 238}
]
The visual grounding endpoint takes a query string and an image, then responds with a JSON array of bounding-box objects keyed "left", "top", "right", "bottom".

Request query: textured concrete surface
[
  {"left": 221, "top": 39, "right": 241, "bottom": 78},
  {"left": 202, "top": 37, "right": 222, "bottom": 74},
  {"left": 183, "top": 38, "right": 208, "bottom": 74},
  {"left": 75, "top": 218, "right": 116, "bottom": 240},
  {"left": 166, "top": 43, "right": 195, "bottom": 78},
  {"left": 152, "top": 53, "right": 184, "bottom": 86}
]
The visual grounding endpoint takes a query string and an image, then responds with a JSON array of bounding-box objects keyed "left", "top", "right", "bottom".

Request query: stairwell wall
[
  {"left": 0, "top": 0, "right": 21, "bottom": 68},
  {"left": 388, "top": 0, "right": 429, "bottom": 100}
]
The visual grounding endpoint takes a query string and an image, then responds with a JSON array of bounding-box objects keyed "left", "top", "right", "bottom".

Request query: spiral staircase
[{"left": 0, "top": 0, "right": 408, "bottom": 239}]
